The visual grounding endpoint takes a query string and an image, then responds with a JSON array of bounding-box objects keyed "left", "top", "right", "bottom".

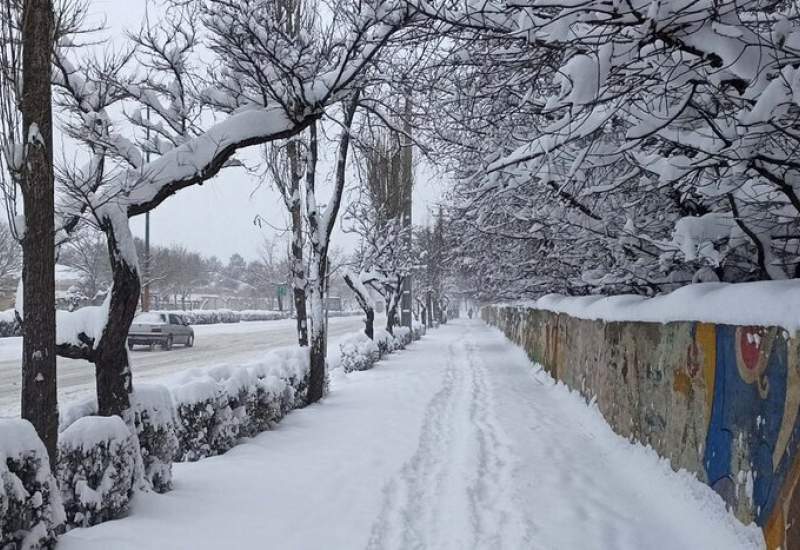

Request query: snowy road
[
  {"left": 59, "top": 320, "right": 763, "bottom": 550},
  {"left": 0, "top": 315, "right": 366, "bottom": 417}
]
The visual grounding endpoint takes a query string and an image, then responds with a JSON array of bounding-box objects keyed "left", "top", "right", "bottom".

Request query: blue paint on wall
[{"left": 704, "top": 325, "right": 790, "bottom": 524}]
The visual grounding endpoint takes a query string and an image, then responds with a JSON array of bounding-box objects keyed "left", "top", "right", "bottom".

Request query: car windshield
[{"left": 134, "top": 312, "right": 166, "bottom": 324}]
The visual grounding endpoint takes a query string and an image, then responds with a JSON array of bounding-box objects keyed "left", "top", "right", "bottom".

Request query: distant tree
[
  {"left": 344, "top": 125, "right": 413, "bottom": 336},
  {"left": 225, "top": 253, "right": 247, "bottom": 286},
  {"left": 0, "top": 221, "right": 21, "bottom": 288},
  {"left": 60, "top": 227, "right": 111, "bottom": 301}
]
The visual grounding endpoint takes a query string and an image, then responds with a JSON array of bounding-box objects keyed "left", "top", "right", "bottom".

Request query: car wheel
[
  {"left": 186, "top": 335, "right": 194, "bottom": 348},
  {"left": 162, "top": 335, "right": 173, "bottom": 351},
  {"left": 128, "top": 341, "right": 134, "bottom": 351}
]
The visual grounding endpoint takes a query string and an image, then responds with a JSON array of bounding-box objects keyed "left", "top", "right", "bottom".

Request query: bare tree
[
  {"left": 51, "top": 0, "right": 413, "bottom": 417},
  {"left": 60, "top": 226, "right": 111, "bottom": 301},
  {"left": 344, "top": 122, "right": 413, "bottom": 335},
  {"left": 304, "top": 91, "right": 361, "bottom": 402}
]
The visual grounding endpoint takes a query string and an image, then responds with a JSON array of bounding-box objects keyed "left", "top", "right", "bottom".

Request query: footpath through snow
[{"left": 59, "top": 320, "right": 763, "bottom": 550}]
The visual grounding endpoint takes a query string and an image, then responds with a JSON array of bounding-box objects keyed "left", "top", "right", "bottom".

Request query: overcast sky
[{"left": 80, "top": 0, "right": 446, "bottom": 262}]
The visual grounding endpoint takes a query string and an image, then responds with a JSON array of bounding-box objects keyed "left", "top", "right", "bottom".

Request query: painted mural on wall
[{"left": 483, "top": 306, "right": 800, "bottom": 550}]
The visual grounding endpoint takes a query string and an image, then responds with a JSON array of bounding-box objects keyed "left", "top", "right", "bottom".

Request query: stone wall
[{"left": 482, "top": 305, "right": 800, "bottom": 550}]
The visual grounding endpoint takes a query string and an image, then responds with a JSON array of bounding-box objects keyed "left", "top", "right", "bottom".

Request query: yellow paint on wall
[
  {"left": 673, "top": 369, "right": 692, "bottom": 397},
  {"left": 696, "top": 323, "right": 717, "bottom": 424},
  {"left": 774, "top": 339, "right": 800, "bottom": 470},
  {"left": 763, "top": 507, "right": 784, "bottom": 550},
  {"left": 764, "top": 449, "right": 800, "bottom": 550}
]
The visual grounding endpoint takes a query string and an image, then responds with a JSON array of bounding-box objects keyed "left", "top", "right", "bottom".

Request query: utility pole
[
  {"left": 400, "top": 96, "right": 413, "bottom": 329},
  {"left": 142, "top": 108, "right": 151, "bottom": 311}
]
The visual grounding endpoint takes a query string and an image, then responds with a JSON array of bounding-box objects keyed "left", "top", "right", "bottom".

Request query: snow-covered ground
[
  {"left": 0, "top": 316, "right": 368, "bottom": 417},
  {"left": 58, "top": 320, "right": 763, "bottom": 550}
]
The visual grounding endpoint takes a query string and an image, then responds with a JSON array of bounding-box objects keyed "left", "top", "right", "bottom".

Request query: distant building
[{"left": 326, "top": 296, "right": 343, "bottom": 312}]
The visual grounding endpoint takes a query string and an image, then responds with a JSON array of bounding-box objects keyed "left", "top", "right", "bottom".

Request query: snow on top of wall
[{"left": 507, "top": 281, "right": 800, "bottom": 332}]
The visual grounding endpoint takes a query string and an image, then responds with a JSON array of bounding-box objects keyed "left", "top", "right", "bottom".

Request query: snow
[
  {"left": 59, "top": 416, "right": 131, "bottom": 451},
  {"left": 55, "top": 295, "right": 110, "bottom": 348},
  {"left": 0, "top": 316, "right": 373, "bottom": 419},
  {"left": 0, "top": 418, "right": 49, "bottom": 459},
  {"left": 58, "top": 321, "right": 761, "bottom": 550},
  {"left": 511, "top": 280, "right": 800, "bottom": 333}
]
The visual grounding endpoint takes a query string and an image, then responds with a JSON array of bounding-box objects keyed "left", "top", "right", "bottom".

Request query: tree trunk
[
  {"left": 304, "top": 95, "right": 359, "bottom": 404},
  {"left": 95, "top": 219, "right": 139, "bottom": 417},
  {"left": 426, "top": 290, "right": 434, "bottom": 328},
  {"left": 306, "top": 255, "right": 327, "bottom": 403},
  {"left": 287, "top": 140, "right": 308, "bottom": 347},
  {"left": 20, "top": 0, "right": 57, "bottom": 464},
  {"left": 343, "top": 271, "right": 373, "bottom": 339},
  {"left": 385, "top": 296, "right": 396, "bottom": 335}
]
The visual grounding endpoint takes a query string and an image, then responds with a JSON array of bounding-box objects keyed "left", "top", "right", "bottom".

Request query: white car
[{"left": 128, "top": 312, "right": 195, "bottom": 351}]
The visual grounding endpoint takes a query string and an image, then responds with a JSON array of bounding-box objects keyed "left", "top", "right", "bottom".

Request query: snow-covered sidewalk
[{"left": 59, "top": 320, "right": 763, "bottom": 550}]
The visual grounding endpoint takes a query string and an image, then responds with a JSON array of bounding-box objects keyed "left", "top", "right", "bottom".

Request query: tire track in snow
[{"left": 366, "top": 326, "right": 530, "bottom": 550}]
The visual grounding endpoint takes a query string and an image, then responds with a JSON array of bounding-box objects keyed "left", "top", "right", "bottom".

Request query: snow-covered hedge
[
  {"left": 334, "top": 333, "right": 381, "bottom": 373},
  {"left": 327, "top": 310, "right": 362, "bottom": 319},
  {"left": 158, "top": 309, "right": 240, "bottom": 325},
  {"left": 166, "top": 346, "right": 310, "bottom": 461},
  {"left": 374, "top": 329, "right": 397, "bottom": 356},
  {"left": 154, "top": 309, "right": 290, "bottom": 325},
  {"left": 0, "top": 419, "right": 64, "bottom": 549},
  {"left": 171, "top": 377, "right": 238, "bottom": 462},
  {"left": 56, "top": 416, "right": 140, "bottom": 529},
  {"left": 60, "top": 385, "right": 180, "bottom": 494},
  {"left": 238, "top": 310, "right": 290, "bottom": 322},
  {"left": 130, "top": 386, "right": 179, "bottom": 493}
]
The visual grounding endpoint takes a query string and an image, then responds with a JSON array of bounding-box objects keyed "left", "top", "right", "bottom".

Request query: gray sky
[{"left": 83, "top": 0, "right": 445, "bottom": 262}]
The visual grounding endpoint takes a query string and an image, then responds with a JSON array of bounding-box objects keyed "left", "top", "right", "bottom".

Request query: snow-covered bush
[
  {"left": 0, "top": 419, "right": 64, "bottom": 549},
  {"left": 335, "top": 333, "right": 381, "bottom": 373},
  {"left": 130, "top": 385, "right": 179, "bottom": 493},
  {"left": 373, "top": 329, "right": 395, "bottom": 356},
  {"left": 412, "top": 321, "right": 426, "bottom": 340},
  {"left": 57, "top": 416, "right": 139, "bottom": 528},
  {"left": 171, "top": 377, "right": 239, "bottom": 462},
  {"left": 243, "top": 376, "right": 286, "bottom": 435},
  {"left": 158, "top": 309, "right": 240, "bottom": 325},
  {"left": 261, "top": 347, "right": 310, "bottom": 410},
  {"left": 0, "top": 308, "right": 21, "bottom": 338},
  {"left": 394, "top": 327, "right": 412, "bottom": 348},
  {"left": 59, "top": 391, "right": 176, "bottom": 494}
]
